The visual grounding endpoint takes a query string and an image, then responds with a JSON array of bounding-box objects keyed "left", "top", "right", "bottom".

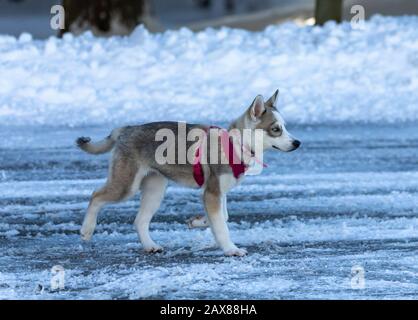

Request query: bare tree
[
  {"left": 194, "top": 0, "right": 236, "bottom": 12},
  {"left": 315, "top": 0, "right": 343, "bottom": 26},
  {"left": 60, "top": 0, "right": 149, "bottom": 37}
]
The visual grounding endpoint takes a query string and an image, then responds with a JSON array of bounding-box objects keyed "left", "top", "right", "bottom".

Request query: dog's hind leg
[
  {"left": 80, "top": 155, "right": 140, "bottom": 241},
  {"left": 134, "top": 173, "right": 168, "bottom": 253}
]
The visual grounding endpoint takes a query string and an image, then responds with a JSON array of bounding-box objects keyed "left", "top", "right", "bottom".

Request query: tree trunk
[
  {"left": 315, "top": 0, "right": 343, "bottom": 26},
  {"left": 60, "top": 0, "right": 148, "bottom": 37}
]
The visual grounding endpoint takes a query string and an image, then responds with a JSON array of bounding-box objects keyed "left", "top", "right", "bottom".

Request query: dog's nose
[{"left": 292, "top": 140, "right": 301, "bottom": 148}]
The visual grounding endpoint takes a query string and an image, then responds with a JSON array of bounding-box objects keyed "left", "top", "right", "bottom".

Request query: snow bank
[{"left": 1, "top": 15, "right": 418, "bottom": 126}]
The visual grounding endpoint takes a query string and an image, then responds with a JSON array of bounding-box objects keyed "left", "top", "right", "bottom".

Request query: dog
[{"left": 76, "top": 90, "right": 300, "bottom": 256}]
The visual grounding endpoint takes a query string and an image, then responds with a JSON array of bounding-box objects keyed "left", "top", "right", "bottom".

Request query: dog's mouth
[{"left": 272, "top": 145, "right": 299, "bottom": 152}]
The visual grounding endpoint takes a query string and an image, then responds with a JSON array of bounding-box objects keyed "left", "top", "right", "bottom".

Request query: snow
[
  {"left": 1, "top": 122, "right": 418, "bottom": 299},
  {"left": 1, "top": 16, "right": 418, "bottom": 299},
  {"left": 1, "top": 15, "right": 418, "bottom": 126}
]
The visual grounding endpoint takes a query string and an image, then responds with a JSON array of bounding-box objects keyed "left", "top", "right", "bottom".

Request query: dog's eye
[{"left": 270, "top": 126, "right": 282, "bottom": 136}]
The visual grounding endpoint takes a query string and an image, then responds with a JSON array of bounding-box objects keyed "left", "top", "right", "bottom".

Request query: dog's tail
[{"left": 76, "top": 128, "right": 121, "bottom": 155}]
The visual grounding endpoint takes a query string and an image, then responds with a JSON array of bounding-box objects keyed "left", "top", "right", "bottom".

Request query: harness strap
[
  {"left": 192, "top": 145, "right": 205, "bottom": 187},
  {"left": 219, "top": 128, "right": 246, "bottom": 180},
  {"left": 192, "top": 126, "right": 249, "bottom": 187}
]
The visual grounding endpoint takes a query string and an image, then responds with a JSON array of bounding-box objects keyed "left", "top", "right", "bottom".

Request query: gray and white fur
[{"left": 76, "top": 90, "right": 300, "bottom": 256}]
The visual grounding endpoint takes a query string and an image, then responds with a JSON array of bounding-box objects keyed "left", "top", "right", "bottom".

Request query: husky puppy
[{"left": 76, "top": 90, "right": 300, "bottom": 256}]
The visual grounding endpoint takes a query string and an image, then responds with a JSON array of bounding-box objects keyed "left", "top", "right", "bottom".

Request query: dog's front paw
[
  {"left": 143, "top": 244, "right": 163, "bottom": 254},
  {"left": 224, "top": 247, "right": 247, "bottom": 257},
  {"left": 186, "top": 215, "right": 209, "bottom": 229},
  {"left": 80, "top": 224, "right": 95, "bottom": 241}
]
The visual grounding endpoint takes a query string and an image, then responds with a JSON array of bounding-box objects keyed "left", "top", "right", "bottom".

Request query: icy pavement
[{"left": 0, "top": 122, "right": 417, "bottom": 299}]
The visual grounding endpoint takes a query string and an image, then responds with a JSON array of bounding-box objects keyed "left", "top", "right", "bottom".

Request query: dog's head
[{"left": 240, "top": 90, "right": 301, "bottom": 152}]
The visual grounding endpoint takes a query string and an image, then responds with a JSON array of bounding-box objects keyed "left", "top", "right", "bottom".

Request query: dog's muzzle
[{"left": 292, "top": 140, "right": 301, "bottom": 149}]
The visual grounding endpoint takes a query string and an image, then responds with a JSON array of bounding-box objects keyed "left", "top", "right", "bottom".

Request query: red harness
[{"left": 192, "top": 127, "right": 247, "bottom": 187}]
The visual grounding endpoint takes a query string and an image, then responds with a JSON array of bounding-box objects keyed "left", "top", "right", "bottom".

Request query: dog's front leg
[
  {"left": 203, "top": 190, "right": 246, "bottom": 256},
  {"left": 187, "top": 194, "right": 228, "bottom": 228}
]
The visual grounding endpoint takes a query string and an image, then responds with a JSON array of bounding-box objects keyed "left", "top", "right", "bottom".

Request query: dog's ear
[
  {"left": 266, "top": 89, "right": 279, "bottom": 107},
  {"left": 249, "top": 95, "right": 265, "bottom": 121}
]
